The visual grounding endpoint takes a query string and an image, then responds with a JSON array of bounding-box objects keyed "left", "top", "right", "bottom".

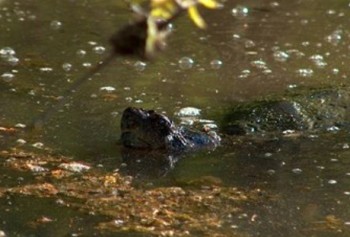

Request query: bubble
[
  {"left": 244, "top": 39, "right": 255, "bottom": 48},
  {"left": 328, "top": 179, "right": 337, "bottom": 184},
  {"left": 76, "top": 49, "right": 87, "bottom": 58},
  {"left": 40, "top": 67, "right": 53, "bottom": 72},
  {"left": 273, "top": 51, "right": 289, "bottom": 62},
  {"left": 239, "top": 69, "right": 251, "bottom": 79},
  {"left": 210, "top": 59, "right": 223, "bottom": 69},
  {"left": 6, "top": 56, "right": 19, "bottom": 66},
  {"left": 62, "top": 63, "right": 72, "bottom": 72},
  {"left": 111, "top": 111, "right": 119, "bottom": 117},
  {"left": 301, "top": 41, "right": 310, "bottom": 47},
  {"left": 232, "top": 5, "right": 249, "bottom": 19},
  {"left": 286, "top": 49, "right": 305, "bottom": 59},
  {"left": 251, "top": 60, "right": 267, "bottom": 69},
  {"left": 100, "top": 86, "right": 116, "bottom": 93},
  {"left": 177, "top": 107, "right": 201, "bottom": 117},
  {"left": 88, "top": 41, "right": 97, "bottom": 46},
  {"left": 327, "top": 126, "right": 340, "bottom": 132},
  {"left": 82, "top": 62, "right": 92, "bottom": 68},
  {"left": 134, "top": 61, "right": 147, "bottom": 72},
  {"left": 93, "top": 46, "right": 106, "bottom": 54},
  {"left": 16, "top": 139, "right": 26, "bottom": 145},
  {"left": 125, "top": 97, "right": 133, "bottom": 102},
  {"left": 325, "top": 29, "right": 342, "bottom": 46},
  {"left": 0, "top": 47, "right": 15, "bottom": 58},
  {"left": 270, "top": 2, "right": 279, "bottom": 8},
  {"left": 332, "top": 68, "right": 339, "bottom": 75},
  {"left": 292, "top": 168, "right": 302, "bottom": 174},
  {"left": 309, "top": 54, "right": 327, "bottom": 68},
  {"left": 32, "top": 142, "right": 44, "bottom": 149},
  {"left": 267, "top": 169, "right": 276, "bottom": 175},
  {"left": 232, "top": 34, "right": 241, "bottom": 40},
  {"left": 288, "top": 84, "right": 297, "bottom": 89},
  {"left": 296, "top": 68, "right": 313, "bottom": 77},
  {"left": 14, "top": 123, "right": 26, "bottom": 129},
  {"left": 50, "top": 20, "right": 62, "bottom": 30},
  {"left": 1, "top": 72, "right": 15, "bottom": 82},
  {"left": 178, "top": 57, "right": 194, "bottom": 69},
  {"left": 165, "top": 23, "right": 174, "bottom": 32}
]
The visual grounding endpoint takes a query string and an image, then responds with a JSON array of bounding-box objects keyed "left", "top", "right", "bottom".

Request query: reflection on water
[{"left": 1, "top": 0, "right": 350, "bottom": 236}]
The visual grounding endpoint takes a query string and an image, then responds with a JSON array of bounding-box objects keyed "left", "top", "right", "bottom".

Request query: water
[{"left": 1, "top": 0, "right": 350, "bottom": 236}]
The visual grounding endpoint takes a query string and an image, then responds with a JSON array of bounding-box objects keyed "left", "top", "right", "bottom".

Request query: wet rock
[{"left": 222, "top": 88, "right": 350, "bottom": 135}]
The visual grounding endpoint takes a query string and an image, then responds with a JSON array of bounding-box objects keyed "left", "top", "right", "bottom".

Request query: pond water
[{"left": 1, "top": 0, "right": 350, "bottom": 236}]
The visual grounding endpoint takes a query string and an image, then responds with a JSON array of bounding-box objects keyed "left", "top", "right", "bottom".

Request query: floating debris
[
  {"left": 26, "top": 163, "right": 48, "bottom": 173},
  {"left": 58, "top": 162, "right": 91, "bottom": 173}
]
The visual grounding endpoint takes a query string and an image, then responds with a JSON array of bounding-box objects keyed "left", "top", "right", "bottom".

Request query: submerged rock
[{"left": 222, "top": 88, "right": 350, "bottom": 135}]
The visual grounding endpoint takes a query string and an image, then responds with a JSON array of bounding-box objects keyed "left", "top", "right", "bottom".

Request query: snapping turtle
[
  {"left": 121, "top": 88, "right": 350, "bottom": 151},
  {"left": 121, "top": 107, "right": 220, "bottom": 151}
]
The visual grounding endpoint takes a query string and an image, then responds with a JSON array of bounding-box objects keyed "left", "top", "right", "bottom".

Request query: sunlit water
[{"left": 1, "top": 0, "right": 350, "bottom": 236}]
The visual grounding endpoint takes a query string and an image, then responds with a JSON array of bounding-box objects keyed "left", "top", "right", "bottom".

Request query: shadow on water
[{"left": 1, "top": 0, "right": 350, "bottom": 236}]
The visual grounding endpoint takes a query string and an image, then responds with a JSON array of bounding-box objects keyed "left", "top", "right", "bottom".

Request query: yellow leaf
[
  {"left": 199, "top": 0, "right": 221, "bottom": 9},
  {"left": 151, "top": 1, "right": 178, "bottom": 20},
  {"left": 188, "top": 6, "right": 206, "bottom": 29}
]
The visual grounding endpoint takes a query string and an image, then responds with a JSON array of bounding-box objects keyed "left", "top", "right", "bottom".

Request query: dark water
[{"left": 1, "top": 0, "right": 350, "bottom": 236}]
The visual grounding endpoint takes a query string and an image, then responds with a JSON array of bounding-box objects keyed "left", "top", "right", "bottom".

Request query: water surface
[{"left": 1, "top": 0, "right": 350, "bottom": 236}]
